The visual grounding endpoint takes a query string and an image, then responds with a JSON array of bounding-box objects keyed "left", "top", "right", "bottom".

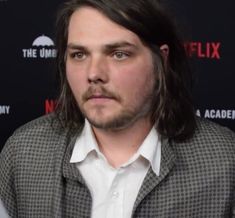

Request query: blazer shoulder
[
  {"left": 186, "top": 117, "right": 235, "bottom": 160},
  {"left": 3, "top": 113, "right": 65, "bottom": 152},
  {"left": 12, "top": 113, "right": 59, "bottom": 135},
  {"left": 171, "top": 118, "right": 235, "bottom": 174},
  {"left": 196, "top": 117, "right": 235, "bottom": 144}
]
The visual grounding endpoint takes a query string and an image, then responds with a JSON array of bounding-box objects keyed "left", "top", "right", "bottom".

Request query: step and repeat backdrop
[{"left": 0, "top": 0, "right": 234, "bottom": 150}]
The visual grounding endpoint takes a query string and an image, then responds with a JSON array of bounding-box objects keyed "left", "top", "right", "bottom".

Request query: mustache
[{"left": 82, "top": 86, "right": 120, "bottom": 101}]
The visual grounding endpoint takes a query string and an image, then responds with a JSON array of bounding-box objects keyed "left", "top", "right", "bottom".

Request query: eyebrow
[
  {"left": 105, "top": 41, "right": 138, "bottom": 50},
  {"left": 67, "top": 44, "right": 86, "bottom": 50},
  {"left": 67, "top": 41, "right": 138, "bottom": 51}
]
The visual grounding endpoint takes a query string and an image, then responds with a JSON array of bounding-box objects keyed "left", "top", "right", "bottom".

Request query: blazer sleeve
[{"left": 0, "top": 137, "right": 17, "bottom": 217}]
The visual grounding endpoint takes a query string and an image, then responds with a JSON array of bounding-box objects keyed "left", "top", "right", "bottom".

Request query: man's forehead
[{"left": 67, "top": 6, "right": 143, "bottom": 47}]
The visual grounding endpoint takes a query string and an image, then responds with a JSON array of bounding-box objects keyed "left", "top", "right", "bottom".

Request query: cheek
[
  {"left": 114, "top": 62, "right": 154, "bottom": 93},
  {"left": 66, "top": 64, "right": 86, "bottom": 98}
]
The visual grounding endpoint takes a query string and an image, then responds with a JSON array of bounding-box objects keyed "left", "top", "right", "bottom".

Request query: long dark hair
[{"left": 55, "top": 0, "right": 196, "bottom": 141}]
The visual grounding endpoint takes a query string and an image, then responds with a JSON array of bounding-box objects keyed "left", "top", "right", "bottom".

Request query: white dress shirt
[
  {"left": 70, "top": 120, "right": 161, "bottom": 218},
  {"left": 0, "top": 199, "right": 10, "bottom": 218}
]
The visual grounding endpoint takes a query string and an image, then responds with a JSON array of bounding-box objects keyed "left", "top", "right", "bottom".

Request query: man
[{"left": 0, "top": 0, "right": 235, "bottom": 217}]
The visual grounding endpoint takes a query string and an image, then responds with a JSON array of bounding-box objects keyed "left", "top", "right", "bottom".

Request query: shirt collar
[
  {"left": 70, "top": 120, "right": 161, "bottom": 176},
  {"left": 70, "top": 119, "right": 100, "bottom": 163},
  {"left": 137, "top": 127, "right": 161, "bottom": 176}
]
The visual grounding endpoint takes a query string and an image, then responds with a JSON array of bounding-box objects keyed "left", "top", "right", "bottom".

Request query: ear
[{"left": 160, "top": 44, "right": 169, "bottom": 66}]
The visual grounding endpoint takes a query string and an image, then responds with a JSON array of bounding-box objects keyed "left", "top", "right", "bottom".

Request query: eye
[
  {"left": 112, "top": 51, "right": 130, "bottom": 60},
  {"left": 70, "top": 51, "right": 87, "bottom": 61}
]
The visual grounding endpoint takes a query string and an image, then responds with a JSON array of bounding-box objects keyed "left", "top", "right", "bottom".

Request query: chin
[{"left": 86, "top": 112, "right": 139, "bottom": 131}]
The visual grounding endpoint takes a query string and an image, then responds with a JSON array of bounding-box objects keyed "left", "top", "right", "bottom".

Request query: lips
[
  {"left": 87, "top": 94, "right": 113, "bottom": 100},
  {"left": 86, "top": 94, "right": 115, "bottom": 105}
]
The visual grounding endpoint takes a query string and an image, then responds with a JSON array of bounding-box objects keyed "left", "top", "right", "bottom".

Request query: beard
[
  {"left": 86, "top": 101, "right": 152, "bottom": 131},
  {"left": 78, "top": 84, "right": 155, "bottom": 131}
]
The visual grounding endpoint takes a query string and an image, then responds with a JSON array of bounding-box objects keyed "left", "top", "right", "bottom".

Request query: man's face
[{"left": 66, "top": 7, "right": 156, "bottom": 130}]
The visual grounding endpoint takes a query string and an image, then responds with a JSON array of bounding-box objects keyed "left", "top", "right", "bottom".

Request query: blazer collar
[
  {"left": 50, "top": 127, "right": 80, "bottom": 217},
  {"left": 62, "top": 131, "right": 87, "bottom": 185},
  {"left": 132, "top": 137, "right": 176, "bottom": 213}
]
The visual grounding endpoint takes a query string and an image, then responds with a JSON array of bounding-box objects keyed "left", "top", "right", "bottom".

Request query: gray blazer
[{"left": 0, "top": 114, "right": 235, "bottom": 217}]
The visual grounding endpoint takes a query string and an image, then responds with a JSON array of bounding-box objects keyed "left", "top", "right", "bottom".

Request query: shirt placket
[{"left": 106, "top": 169, "right": 124, "bottom": 218}]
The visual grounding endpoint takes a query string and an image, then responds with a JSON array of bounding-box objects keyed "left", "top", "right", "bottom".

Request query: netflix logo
[
  {"left": 45, "top": 99, "right": 56, "bottom": 114},
  {"left": 184, "top": 42, "right": 221, "bottom": 60}
]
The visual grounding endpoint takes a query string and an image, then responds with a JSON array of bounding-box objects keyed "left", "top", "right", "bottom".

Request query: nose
[{"left": 87, "top": 56, "right": 109, "bottom": 84}]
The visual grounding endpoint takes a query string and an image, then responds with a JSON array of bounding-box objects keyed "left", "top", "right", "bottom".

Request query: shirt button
[{"left": 112, "top": 191, "right": 119, "bottom": 199}]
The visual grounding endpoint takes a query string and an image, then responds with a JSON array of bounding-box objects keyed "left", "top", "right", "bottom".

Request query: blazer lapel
[
  {"left": 62, "top": 133, "right": 87, "bottom": 185},
  {"left": 51, "top": 128, "right": 87, "bottom": 217},
  {"left": 132, "top": 138, "right": 176, "bottom": 213},
  {"left": 50, "top": 128, "right": 77, "bottom": 217},
  {"left": 62, "top": 131, "right": 93, "bottom": 217}
]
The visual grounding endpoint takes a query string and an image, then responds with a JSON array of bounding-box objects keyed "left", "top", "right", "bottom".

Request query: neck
[{"left": 91, "top": 117, "right": 153, "bottom": 168}]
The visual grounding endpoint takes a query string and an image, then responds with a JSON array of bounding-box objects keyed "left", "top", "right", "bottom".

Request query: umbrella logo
[
  {"left": 22, "top": 34, "right": 57, "bottom": 59},
  {"left": 32, "top": 35, "right": 54, "bottom": 47}
]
